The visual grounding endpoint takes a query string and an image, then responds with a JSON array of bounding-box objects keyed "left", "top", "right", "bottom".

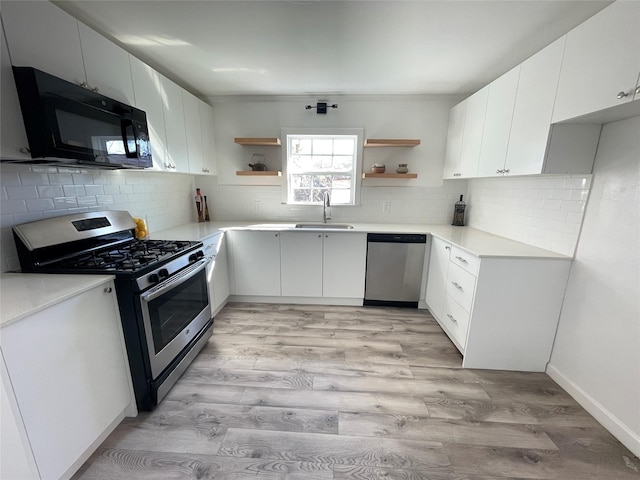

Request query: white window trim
[{"left": 280, "top": 127, "right": 363, "bottom": 206}]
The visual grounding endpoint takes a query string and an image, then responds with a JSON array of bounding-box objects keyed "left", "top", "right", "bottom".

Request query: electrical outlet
[{"left": 383, "top": 201, "right": 391, "bottom": 213}]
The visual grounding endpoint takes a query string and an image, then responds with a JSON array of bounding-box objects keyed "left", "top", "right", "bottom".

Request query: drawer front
[
  {"left": 442, "top": 294, "right": 471, "bottom": 350},
  {"left": 450, "top": 246, "right": 480, "bottom": 276},
  {"left": 445, "top": 263, "right": 476, "bottom": 312}
]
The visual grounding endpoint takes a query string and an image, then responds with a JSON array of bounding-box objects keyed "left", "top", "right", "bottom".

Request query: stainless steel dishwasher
[{"left": 364, "top": 233, "right": 427, "bottom": 307}]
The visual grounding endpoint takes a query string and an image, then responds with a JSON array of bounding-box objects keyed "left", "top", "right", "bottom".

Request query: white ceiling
[{"left": 54, "top": 0, "right": 612, "bottom": 99}]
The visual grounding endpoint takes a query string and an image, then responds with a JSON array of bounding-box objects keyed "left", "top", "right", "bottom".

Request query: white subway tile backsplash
[
  {"left": 467, "top": 174, "right": 591, "bottom": 256},
  {"left": 84, "top": 185, "right": 105, "bottom": 196},
  {"left": 37, "top": 185, "right": 64, "bottom": 198},
  {"left": 19, "top": 172, "right": 50, "bottom": 186},
  {"left": 2, "top": 199, "right": 27, "bottom": 214},
  {"left": 53, "top": 197, "right": 78, "bottom": 209},
  {"left": 48, "top": 173, "right": 73, "bottom": 185},
  {"left": 72, "top": 173, "right": 94, "bottom": 185},
  {"left": 5, "top": 185, "right": 38, "bottom": 199},
  {"left": 1, "top": 172, "right": 20, "bottom": 185},
  {"left": 77, "top": 196, "right": 98, "bottom": 207},
  {"left": 63, "top": 185, "right": 86, "bottom": 197},
  {"left": 26, "top": 198, "right": 55, "bottom": 212}
]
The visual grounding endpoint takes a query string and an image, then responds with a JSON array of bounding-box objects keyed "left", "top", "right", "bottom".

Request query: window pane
[
  {"left": 332, "top": 155, "right": 353, "bottom": 171},
  {"left": 334, "top": 138, "right": 354, "bottom": 155},
  {"left": 292, "top": 174, "right": 311, "bottom": 188},
  {"left": 313, "top": 139, "right": 333, "bottom": 154},
  {"left": 312, "top": 175, "right": 332, "bottom": 188},
  {"left": 291, "top": 138, "right": 311, "bottom": 155},
  {"left": 331, "top": 189, "right": 352, "bottom": 205},
  {"left": 312, "top": 189, "right": 328, "bottom": 203},
  {"left": 293, "top": 189, "right": 311, "bottom": 202}
]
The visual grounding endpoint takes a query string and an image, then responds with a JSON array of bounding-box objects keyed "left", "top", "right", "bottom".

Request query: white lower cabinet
[
  {"left": 230, "top": 230, "right": 366, "bottom": 301},
  {"left": 280, "top": 231, "right": 367, "bottom": 299},
  {"left": 425, "top": 236, "right": 571, "bottom": 371},
  {"left": 281, "top": 232, "right": 323, "bottom": 297},
  {"left": 322, "top": 233, "right": 367, "bottom": 298},
  {"left": 0, "top": 280, "right": 134, "bottom": 480},
  {"left": 228, "top": 230, "right": 282, "bottom": 296},
  {"left": 203, "top": 232, "right": 231, "bottom": 314}
]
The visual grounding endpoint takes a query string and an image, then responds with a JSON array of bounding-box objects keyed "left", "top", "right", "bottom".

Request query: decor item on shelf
[
  {"left": 396, "top": 164, "right": 409, "bottom": 174},
  {"left": 371, "top": 163, "right": 386, "bottom": 173},
  {"left": 305, "top": 101, "right": 338, "bottom": 114},
  {"left": 203, "top": 196, "right": 210, "bottom": 222},
  {"left": 452, "top": 195, "right": 466, "bottom": 226},
  {"left": 195, "top": 188, "right": 205, "bottom": 223},
  {"left": 248, "top": 153, "right": 267, "bottom": 171}
]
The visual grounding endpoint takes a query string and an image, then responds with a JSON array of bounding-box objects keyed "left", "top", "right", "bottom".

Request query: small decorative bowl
[{"left": 371, "top": 164, "right": 386, "bottom": 173}]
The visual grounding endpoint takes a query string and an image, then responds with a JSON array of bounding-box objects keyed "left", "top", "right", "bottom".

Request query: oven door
[{"left": 139, "top": 258, "right": 211, "bottom": 379}]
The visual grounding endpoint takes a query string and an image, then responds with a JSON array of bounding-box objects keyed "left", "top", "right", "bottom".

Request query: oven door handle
[{"left": 140, "top": 259, "right": 208, "bottom": 303}]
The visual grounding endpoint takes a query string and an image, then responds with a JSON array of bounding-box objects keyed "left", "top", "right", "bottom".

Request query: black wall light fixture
[{"left": 305, "top": 102, "right": 338, "bottom": 114}]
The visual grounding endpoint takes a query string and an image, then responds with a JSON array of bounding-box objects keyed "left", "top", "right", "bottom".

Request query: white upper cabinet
[
  {"left": 458, "top": 87, "right": 488, "bottom": 178},
  {"left": 2, "top": 1, "right": 86, "bottom": 86},
  {"left": 443, "top": 86, "right": 488, "bottom": 179},
  {"left": 129, "top": 56, "right": 169, "bottom": 171},
  {"left": 199, "top": 101, "right": 218, "bottom": 175},
  {"left": 2, "top": 2, "right": 135, "bottom": 105},
  {"left": 476, "top": 66, "right": 520, "bottom": 177},
  {"left": 183, "top": 90, "right": 205, "bottom": 174},
  {"left": 552, "top": 1, "right": 640, "bottom": 122},
  {"left": 160, "top": 76, "right": 190, "bottom": 173},
  {"left": 77, "top": 24, "right": 135, "bottom": 104},
  {"left": 443, "top": 101, "right": 466, "bottom": 179},
  {"left": 505, "top": 37, "right": 565, "bottom": 175},
  {"left": 1, "top": 21, "right": 30, "bottom": 160}
]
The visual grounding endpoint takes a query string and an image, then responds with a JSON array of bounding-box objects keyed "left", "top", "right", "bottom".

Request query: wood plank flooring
[{"left": 74, "top": 303, "right": 640, "bottom": 479}]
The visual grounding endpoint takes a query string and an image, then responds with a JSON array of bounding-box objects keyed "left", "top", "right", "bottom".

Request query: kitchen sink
[{"left": 295, "top": 223, "right": 354, "bottom": 229}]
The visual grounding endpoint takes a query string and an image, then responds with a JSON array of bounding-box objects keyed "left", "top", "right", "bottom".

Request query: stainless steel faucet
[{"left": 323, "top": 191, "right": 331, "bottom": 223}]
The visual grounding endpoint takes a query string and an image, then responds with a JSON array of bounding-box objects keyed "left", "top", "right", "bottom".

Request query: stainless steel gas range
[{"left": 12, "top": 211, "right": 212, "bottom": 411}]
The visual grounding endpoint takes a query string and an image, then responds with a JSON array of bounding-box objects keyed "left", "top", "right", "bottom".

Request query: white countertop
[
  {"left": 0, "top": 273, "right": 115, "bottom": 327},
  {"left": 152, "top": 221, "right": 570, "bottom": 259}
]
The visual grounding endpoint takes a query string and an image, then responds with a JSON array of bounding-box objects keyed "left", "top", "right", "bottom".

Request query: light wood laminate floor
[{"left": 74, "top": 303, "right": 640, "bottom": 479}]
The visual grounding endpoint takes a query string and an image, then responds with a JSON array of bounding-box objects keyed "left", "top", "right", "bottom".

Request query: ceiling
[{"left": 54, "top": 0, "right": 612, "bottom": 99}]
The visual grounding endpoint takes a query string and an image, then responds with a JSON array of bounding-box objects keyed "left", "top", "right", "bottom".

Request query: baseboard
[
  {"left": 546, "top": 363, "right": 640, "bottom": 458},
  {"left": 228, "top": 295, "right": 363, "bottom": 306}
]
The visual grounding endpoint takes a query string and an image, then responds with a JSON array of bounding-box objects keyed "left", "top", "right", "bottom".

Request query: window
[{"left": 282, "top": 128, "right": 362, "bottom": 205}]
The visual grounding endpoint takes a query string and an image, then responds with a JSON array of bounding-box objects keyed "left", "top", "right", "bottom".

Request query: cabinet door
[
  {"left": 161, "top": 77, "right": 190, "bottom": 173},
  {"left": 183, "top": 90, "right": 205, "bottom": 174},
  {"left": 476, "top": 66, "right": 519, "bottom": 177},
  {"left": 425, "top": 236, "right": 451, "bottom": 320},
  {"left": 443, "top": 101, "right": 466, "bottom": 179},
  {"left": 129, "top": 56, "right": 168, "bottom": 171},
  {"left": 2, "top": 1, "right": 86, "bottom": 86},
  {"left": 212, "top": 234, "right": 230, "bottom": 311},
  {"left": 0, "top": 282, "right": 132, "bottom": 480},
  {"left": 506, "top": 37, "right": 565, "bottom": 175},
  {"left": 1, "top": 21, "right": 30, "bottom": 160},
  {"left": 78, "top": 23, "right": 135, "bottom": 104},
  {"left": 199, "top": 101, "right": 218, "bottom": 175},
  {"left": 230, "top": 231, "right": 281, "bottom": 296},
  {"left": 552, "top": 1, "right": 640, "bottom": 122},
  {"left": 459, "top": 86, "right": 488, "bottom": 178},
  {"left": 323, "top": 233, "right": 367, "bottom": 298},
  {"left": 281, "top": 232, "right": 323, "bottom": 297}
]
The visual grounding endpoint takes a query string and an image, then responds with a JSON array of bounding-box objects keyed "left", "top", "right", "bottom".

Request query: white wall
[
  {"left": 0, "top": 164, "right": 197, "bottom": 272},
  {"left": 547, "top": 115, "right": 640, "bottom": 457},
  {"left": 200, "top": 95, "right": 467, "bottom": 224}
]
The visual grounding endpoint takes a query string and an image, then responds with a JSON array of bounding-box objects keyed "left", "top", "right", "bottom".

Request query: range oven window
[{"left": 146, "top": 269, "right": 209, "bottom": 354}]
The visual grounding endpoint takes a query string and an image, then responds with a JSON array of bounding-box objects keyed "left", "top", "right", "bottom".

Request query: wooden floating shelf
[
  {"left": 236, "top": 170, "right": 282, "bottom": 176},
  {"left": 234, "top": 137, "right": 281, "bottom": 146},
  {"left": 364, "top": 139, "right": 420, "bottom": 147},
  {"left": 362, "top": 173, "right": 418, "bottom": 179}
]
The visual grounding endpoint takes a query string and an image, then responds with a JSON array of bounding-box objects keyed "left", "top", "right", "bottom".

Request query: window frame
[{"left": 281, "top": 127, "right": 363, "bottom": 206}]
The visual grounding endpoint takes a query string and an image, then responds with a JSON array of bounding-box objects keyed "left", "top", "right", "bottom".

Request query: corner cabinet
[
  {"left": 0, "top": 280, "right": 135, "bottom": 480},
  {"left": 425, "top": 237, "right": 572, "bottom": 371},
  {"left": 552, "top": 1, "right": 640, "bottom": 123}
]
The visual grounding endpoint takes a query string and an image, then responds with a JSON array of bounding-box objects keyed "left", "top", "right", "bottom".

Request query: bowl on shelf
[{"left": 371, "top": 164, "right": 386, "bottom": 174}]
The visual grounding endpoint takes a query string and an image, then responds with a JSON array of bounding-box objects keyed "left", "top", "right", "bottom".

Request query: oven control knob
[
  {"left": 148, "top": 273, "right": 159, "bottom": 284},
  {"left": 158, "top": 268, "right": 169, "bottom": 280},
  {"left": 196, "top": 250, "right": 205, "bottom": 258},
  {"left": 189, "top": 253, "right": 198, "bottom": 262}
]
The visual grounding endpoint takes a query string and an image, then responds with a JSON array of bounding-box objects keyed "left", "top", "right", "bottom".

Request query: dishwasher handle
[{"left": 367, "top": 233, "right": 426, "bottom": 243}]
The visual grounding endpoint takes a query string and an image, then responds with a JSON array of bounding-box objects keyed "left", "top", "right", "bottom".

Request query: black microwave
[{"left": 11, "top": 66, "right": 152, "bottom": 169}]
